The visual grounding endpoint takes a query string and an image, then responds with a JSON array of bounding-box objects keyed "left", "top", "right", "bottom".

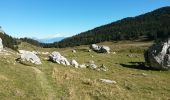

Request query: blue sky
[{"left": 0, "top": 0, "right": 170, "bottom": 39}]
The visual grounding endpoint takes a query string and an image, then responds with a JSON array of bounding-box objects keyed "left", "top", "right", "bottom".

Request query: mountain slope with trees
[
  {"left": 1, "top": 6, "right": 170, "bottom": 49},
  {"left": 50, "top": 6, "right": 170, "bottom": 48},
  {"left": 0, "top": 31, "right": 18, "bottom": 50}
]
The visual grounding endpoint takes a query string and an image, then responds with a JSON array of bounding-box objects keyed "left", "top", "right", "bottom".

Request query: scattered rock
[
  {"left": 90, "top": 44, "right": 101, "bottom": 51},
  {"left": 90, "top": 44, "right": 110, "bottom": 53},
  {"left": 88, "top": 63, "right": 97, "bottom": 69},
  {"left": 145, "top": 39, "right": 170, "bottom": 70},
  {"left": 86, "top": 60, "right": 97, "bottom": 69},
  {"left": 100, "top": 79, "right": 117, "bottom": 84},
  {"left": 79, "top": 64, "right": 87, "bottom": 68},
  {"left": 0, "top": 38, "right": 3, "bottom": 51},
  {"left": 72, "top": 49, "right": 76, "bottom": 53},
  {"left": 41, "top": 52, "right": 49, "bottom": 55},
  {"left": 88, "top": 49, "right": 91, "bottom": 52},
  {"left": 131, "top": 73, "right": 147, "bottom": 76},
  {"left": 18, "top": 50, "right": 42, "bottom": 65},
  {"left": 113, "top": 52, "right": 116, "bottom": 54},
  {"left": 88, "top": 60, "right": 95, "bottom": 64},
  {"left": 100, "top": 46, "right": 110, "bottom": 53},
  {"left": 70, "top": 59, "right": 79, "bottom": 68},
  {"left": 97, "top": 64, "right": 108, "bottom": 71},
  {"left": 127, "top": 54, "right": 133, "bottom": 58},
  {"left": 49, "top": 51, "right": 70, "bottom": 66}
]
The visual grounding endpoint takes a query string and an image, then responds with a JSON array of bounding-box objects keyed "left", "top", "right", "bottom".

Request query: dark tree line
[{"left": 0, "top": 32, "right": 18, "bottom": 50}]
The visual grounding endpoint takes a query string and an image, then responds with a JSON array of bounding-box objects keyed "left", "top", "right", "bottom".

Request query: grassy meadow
[{"left": 0, "top": 41, "right": 170, "bottom": 100}]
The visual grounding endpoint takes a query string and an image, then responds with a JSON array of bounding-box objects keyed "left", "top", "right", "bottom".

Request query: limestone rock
[
  {"left": 79, "top": 64, "right": 87, "bottom": 68},
  {"left": 49, "top": 51, "right": 70, "bottom": 66},
  {"left": 88, "top": 63, "right": 97, "bottom": 69},
  {"left": 100, "top": 79, "right": 117, "bottom": 84},
  {"left": 87, "top": 60, "right": 97, "bottom": 69},
  {"left": 90, "top": 44, "right": 110, "bottom": 53},
  {"left": 97, "top": 64, "right": 108, "bottom": 71},
  {"left": 145, "top": 39, "right": 170, "bottom": 70},
  {"left": 90, "top": 44, "right": 101, "bottom": 51},
  {"left": 70, "top": 59, "right": 79, "bottom": 68},
  {"left": 72, "top": 49, "right": 76, "bottom": 53},
  {"left": 18, "top": 50, "right": 42, "bottom": 65}
]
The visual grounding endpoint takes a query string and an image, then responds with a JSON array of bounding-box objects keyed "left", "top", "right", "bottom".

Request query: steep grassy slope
[{"left": 0, "top": 41, "right": 170, "bottom": 100}]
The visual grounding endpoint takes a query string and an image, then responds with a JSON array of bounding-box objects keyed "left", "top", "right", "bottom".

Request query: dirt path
[{"left": 31, "top": 67, "right": 56, "bottom": 100}]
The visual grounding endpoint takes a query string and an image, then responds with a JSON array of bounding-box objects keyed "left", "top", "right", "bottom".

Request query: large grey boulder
[
  {"left": 90, "top": 44, "right": 110, "bottom": 53},
  {"left": 0, "top": 38, "right": 3, "bottom": 51},
  {"left": 49, "top": 51, "right": 70, "bottom": 66},
  {"left": 145, "top": 39, "right": 170, "bottom": 70},
  {"left": 18, "top": 50, "right": 42, "bottom": 65}
]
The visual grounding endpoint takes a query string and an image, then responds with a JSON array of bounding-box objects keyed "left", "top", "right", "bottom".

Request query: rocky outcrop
[
  {"left": 0, "top": 38, "right": 3, "bottom": 51},
  {"left": 18, "top": 50, "right": 42, "bottom": 65},
  {"left": 90, "top": 44, "right": 110, "bottom": 53},
  {"left": 145, "top": 39, "right": 170, "bottom": 70},
  {"left": 49, "top": 51, "right": 70, "bottom": 66}
]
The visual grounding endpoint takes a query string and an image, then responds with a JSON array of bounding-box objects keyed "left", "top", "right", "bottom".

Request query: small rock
[
  {"left": 100, "top": 79, "right": 117, "bottom": 84},
  {"left": 70, "top": 59, "right": 79, "bottom": 68},
  {"left": 72, "top": 49, "right": 76, "bottom": 53},
  {"left": 88, "top": 63, "right": 97, "bottom": 69},
  {"left": 79, "top": 64, "right": 87, "bottom": 68},
  {"left": 41, "top": 52, "right": 49, "bottom": 55},
  {"left": 131, "top": 73, "right": 147, "bottom": 76},
  {"left": 113, "top": 52, "right": 116, "bottom": 54},
  {"left": 98, "top": 64, "right": 108, "bottom": 71},
  {"left": 127, "top": 54, "right": 133, "bottom": 58},
  {"left": 88, "top": 60, "right": 95, "bottom": 64}
]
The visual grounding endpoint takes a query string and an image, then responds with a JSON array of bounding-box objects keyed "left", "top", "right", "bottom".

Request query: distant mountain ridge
[
  {"left": 37, "top": 37, "right": 65, "bottom": 43},
  {"left": 49, "top": 6, "right": 170, "bottom": 48}
]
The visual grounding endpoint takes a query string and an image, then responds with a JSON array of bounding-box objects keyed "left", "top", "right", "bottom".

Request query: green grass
[{"left": 0, "top": 41, "right": 170, "bottom": 100}]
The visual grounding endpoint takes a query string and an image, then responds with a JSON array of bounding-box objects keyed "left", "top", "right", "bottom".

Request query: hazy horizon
[{"left": 0, "top": 0, "right": 170, "bottom": 39}]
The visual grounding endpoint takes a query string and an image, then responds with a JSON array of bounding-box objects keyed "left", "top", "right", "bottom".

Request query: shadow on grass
[{"left": 120, "top": 62, "right": 158, "bottom": 70}]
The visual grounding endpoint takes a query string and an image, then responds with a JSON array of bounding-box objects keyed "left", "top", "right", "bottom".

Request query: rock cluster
[
  {"left": 145, "top": 39, "right": 170, "bottom": 70},
  {"left": 90, "top": 44, "right": 110, "bottom": 53}
]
